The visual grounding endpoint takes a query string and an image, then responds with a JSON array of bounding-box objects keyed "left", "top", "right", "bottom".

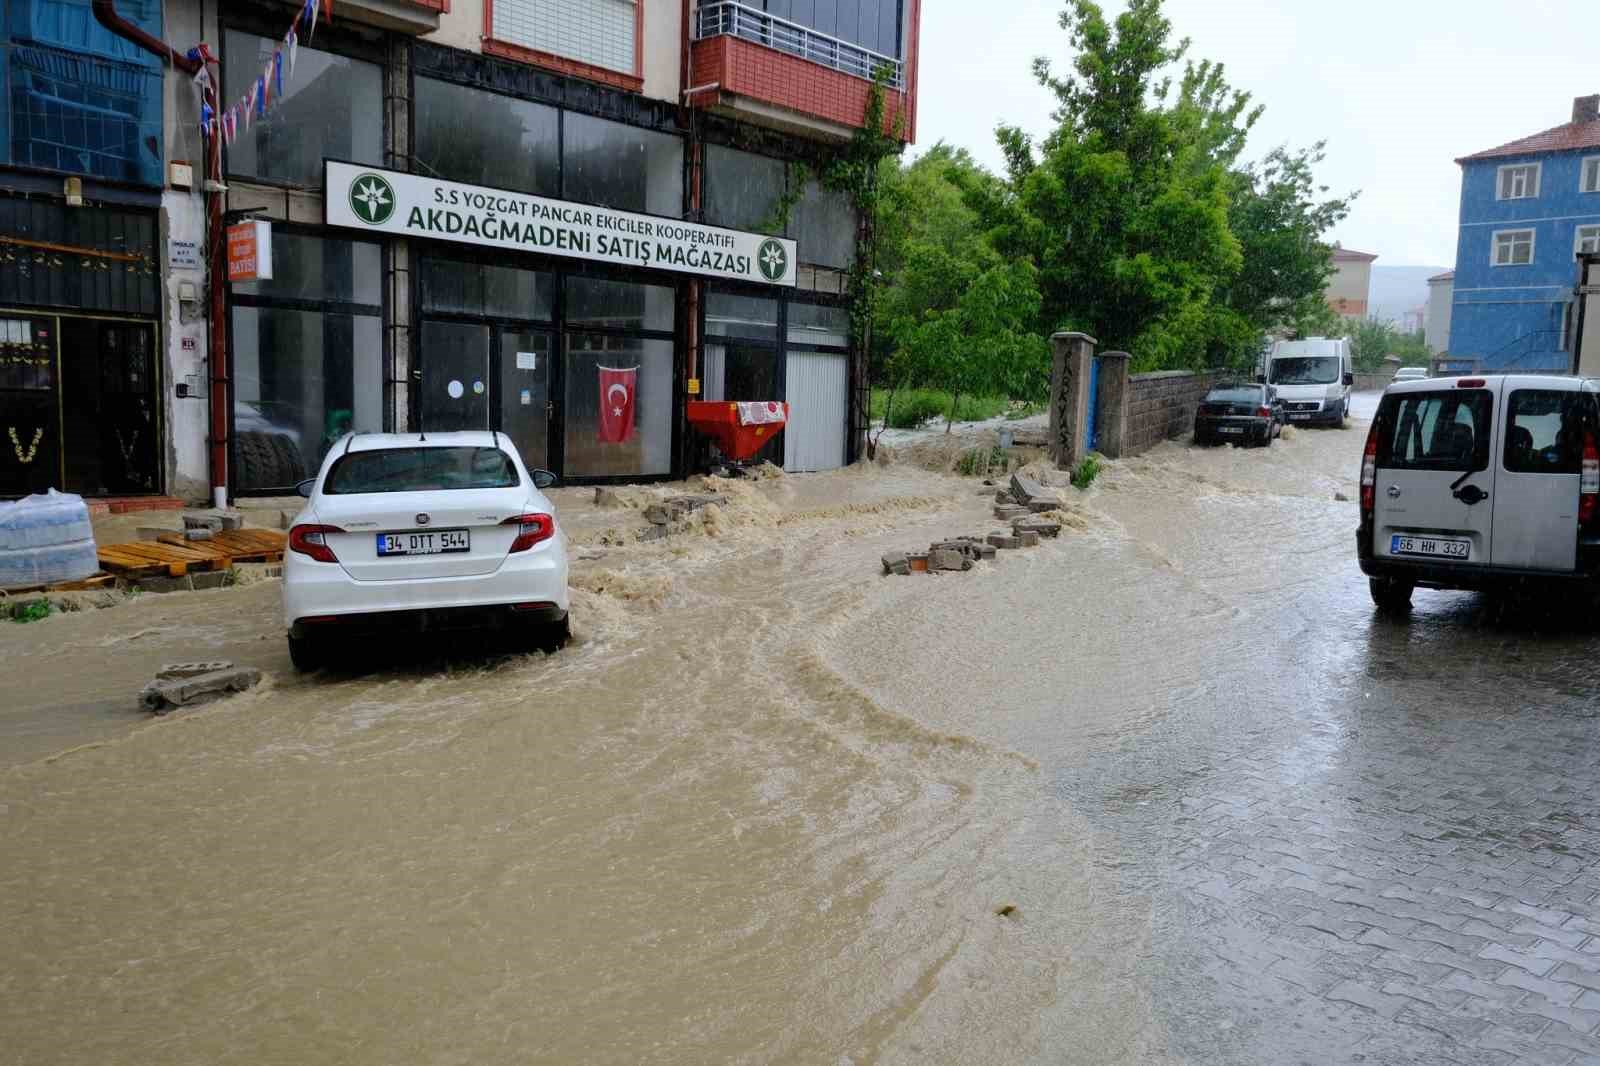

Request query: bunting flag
[
  {"left": 273, "top": 49, "right": 284, "bottom": 98},
  {"left": 285, "top": 26, "right": 298, "bottom": 77},
  {"left": 255, "top": 75, "right": 267, "bottom": 116},
  {"left": 194, "top": 0, "right": 330, "bottom": 157},
  {"left": 305, "top": 0, "right": 319, "bottom": 44}
]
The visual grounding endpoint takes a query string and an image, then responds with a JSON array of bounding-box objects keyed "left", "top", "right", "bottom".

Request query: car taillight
[
  {"left": 1258, "top": 406, "right": 1272, "bottom": 418},
  {"left": 1360, "top": 420, "right": 1379, "bottom": 515},
  {"left": 288, "top": 524, "right": 342, "bottom": 564},
  {"left": 503, "top": 513, "right": 555, "bottom": 553},
  {"left": 1581, "top": 431, "right": 1599, "bottom": 527}
]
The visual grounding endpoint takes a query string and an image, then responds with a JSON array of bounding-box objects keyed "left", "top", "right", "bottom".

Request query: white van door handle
[{"left": 1453, "top": 484, "right": 1489, "bottom": 506}]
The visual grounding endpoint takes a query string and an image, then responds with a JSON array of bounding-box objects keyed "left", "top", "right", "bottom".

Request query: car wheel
[
  {"left": 1369, "top": 577, "right": 1414, "bottom": 614},
  {"left": 526, "top": 614, "right": 571, "bottom": 654},
  {"left": 287, "top": 634, "right": 324, "bottom": 672}
]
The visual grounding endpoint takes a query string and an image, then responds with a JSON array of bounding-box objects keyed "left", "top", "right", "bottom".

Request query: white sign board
[
  {"left": 168, "top": 238, "right": 199, "bottom": 270},
  {"left": 324, "top": 161, "right": 798, "bottom": 288}
]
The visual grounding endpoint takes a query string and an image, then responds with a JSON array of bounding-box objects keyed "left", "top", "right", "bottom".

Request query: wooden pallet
[{"left": 98, "top": 529, "right": 287, "bottom": 578}]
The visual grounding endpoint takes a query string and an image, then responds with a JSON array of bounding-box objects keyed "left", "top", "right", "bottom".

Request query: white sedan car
[{"left": 282, "top": 432, "right": 569, "bottom": 671}]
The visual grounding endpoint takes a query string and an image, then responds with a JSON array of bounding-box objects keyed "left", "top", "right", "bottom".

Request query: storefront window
[
  {"left": 230, "top": 233, "right": 383, "bottom": 493},
  {"left": 563, "top": 112, "right": 683, "bottom": 217},
  {"left": 564, "top": 276, "right": 674, "bottom": 333},
  {"left": 790, "top": 181, "right": 856, "bottom": 270},
  {"left": 234, "top": 231, "right": 380, "bottom": 305},
  {"left": 420, "top": 259, "right": 552, "bottom": 320},
  {"left": 703, "top": 291, "right": 779, "bottom": 414},
  {"left": 703, "top": 145, "right": 788, "bottom": 234},
  {"left": 563, "top": 335, "right": 671, "bottom": 477},
  {"left": 413, "top": 77, "right": 558, "bottom": 196},
  {"left": 224, "top": 30, "right": 382, "bottom": 186},
  {"left": 787, "top": 302, "right": 850, "bottom": 349},
  {"left": 231, "top": 308, "right": 382, "bottom": 491}
]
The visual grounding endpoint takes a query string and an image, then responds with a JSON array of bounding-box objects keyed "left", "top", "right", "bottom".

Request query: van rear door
[
  {"left": 1373, "top": 385, "right": 1498, "bottom": 567},
  {"left": 1489, "top": 385, "right": 1584, "bottom": 571}
]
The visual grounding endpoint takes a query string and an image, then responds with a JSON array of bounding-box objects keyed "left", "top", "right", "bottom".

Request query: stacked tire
[
  {"left": 235, "top": 432, "right": 307, "bottom": 492},
  {"left": 0, "top": 489, "right": 98, "bottom": 590}
]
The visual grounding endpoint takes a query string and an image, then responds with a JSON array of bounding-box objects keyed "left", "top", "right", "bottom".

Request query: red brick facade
[{"left": 689, "top": 27, "right": 917, "bottom": 142}]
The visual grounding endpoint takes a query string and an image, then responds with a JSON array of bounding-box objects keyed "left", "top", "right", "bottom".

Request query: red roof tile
[{"left": 1457, "top": 120, "right": 1600, "bottom": 163}]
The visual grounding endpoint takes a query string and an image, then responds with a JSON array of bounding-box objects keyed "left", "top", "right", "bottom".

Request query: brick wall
[
  {"left": 1354, "top": 372, "right": 1394, "bottom": 392},
  {"left": 1123, "top": 370, "right": 1222, "bottom": 455},
  {"left": 689, "top": 36, "right": 913, "bottom": 140}
]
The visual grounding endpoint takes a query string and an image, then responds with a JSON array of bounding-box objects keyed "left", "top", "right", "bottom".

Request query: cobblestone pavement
[{"left": 1051, "top": 458, "right": 1600, "bottom": 1062}]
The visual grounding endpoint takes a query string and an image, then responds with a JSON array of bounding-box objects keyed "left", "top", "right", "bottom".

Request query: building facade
[
  {"left": 1327, "top": 247, "right": 1377, "bottom": 319},
  {"left": 1445, "top": 95, "right": 1600, "bottom": 372},
  {"left": 0, "top": 0, "right": 919, "bottom": 501},
  {"left": 1425, "top": 269, "right": 1453, "bottom": 355}
]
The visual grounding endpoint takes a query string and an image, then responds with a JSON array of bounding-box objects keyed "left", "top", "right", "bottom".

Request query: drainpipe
[
  {"left": 92, "top": 0, "right": 228, "bottom": 503},
  {"left": 91, "top": 0, "right": 201, "bottom": 74}
]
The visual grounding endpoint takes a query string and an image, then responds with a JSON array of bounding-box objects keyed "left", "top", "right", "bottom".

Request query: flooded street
[{"left": 7, "top": 395, "right": 1600, "bottom": 1064}]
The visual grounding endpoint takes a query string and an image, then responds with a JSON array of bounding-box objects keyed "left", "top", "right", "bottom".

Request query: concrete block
[
  {"left": 158, "top": 661, "right": 234, "bottom": 680},
  {"left": 1010, "top": 473, "right": 1051, "bottom": 504},
  {"left": 139, "top": 665, "right": 263, "bottom": 714},
  {"left": 137, "top": 575, "right": 192, "bottom": 594},
  {"left": 182, "top": 512, "right": 223, "bottom": 532},
  {"left": 994, "top": 505, "right": 1029, "bottom": 520},
  {"left": 1027, "top": 500, "right": 1058, "bottom": 513},
  {"left": 994, "top": 490, "right": 1015, "bottom": 504},
  {"left": 882, "top": 551, "right": 911, "bottom": 576},
  {"left": 643, "top": 504, "right": 674, "bottom": 525},
  {"left": 184, "top": 527, "right": 214, "bottom": 541},
  {"left": 987, "top": 532, "right": 1021, "bottom": 550},
  {"left": 1013, "top": 518, "right": 1062, "bottom": 538},
  {"left": 1017, "top": 530, "right": 1041, "bottom": 547},
  {"left": 189, "top": 570, "right": 230, "bottom": 590},
  {"left": 218, "top": 512, "right": 245, "bottom": 531},
  {"left": 928, "top": 548, "right": 972, "bottom": 572},
  {"left": 136, "top": 526, "right": 174, "bottom": 541}
]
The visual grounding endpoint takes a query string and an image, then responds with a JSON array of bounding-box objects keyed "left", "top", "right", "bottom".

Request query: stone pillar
[
  {"left": 1095, "top": 351, "right": 1131, "bottom": 459},
  {"left": 1049, "top": 332, "right": 1096, "bottom": 469}
]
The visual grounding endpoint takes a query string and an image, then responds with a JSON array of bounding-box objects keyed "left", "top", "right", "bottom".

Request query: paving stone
[
  {"left": 1552, "top": 965, "right": 1600, "bottom": 994},
  {"left": 1496, "top": 968, "right": 1585, "bottom": 1005},
  {"left": 1326, "top": 979, "right": 1410, "bottom": 1019},
  {"left": 1396, "top": 1001, "right": 1494, "bottom": 1042},
  {"left": 1514, "top": 995, "right": 1600, "bottom": 1038},
  {"left": 1380, "top": 976, "right": 1467, "bottom": 1011}
]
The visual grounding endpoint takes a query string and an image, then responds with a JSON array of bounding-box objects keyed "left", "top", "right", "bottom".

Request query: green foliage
[
  {"left": 1345, "top": 317, "right": 1430, "bottom": 371},
  {"left": 957, "top": 445, "right": 1010, "bottom": 477},
  {"left": 9, "top": 598, "right": 50, "bottom": 623},
  {"left": 1070, "top": 453, "right": 1103, "bottom": 489},
  {"left": 972, "top": 0, "right": 1354, "bottom": 374},
  {"left": 870, "top": 388, "right": 1009, "bottom": 428}
]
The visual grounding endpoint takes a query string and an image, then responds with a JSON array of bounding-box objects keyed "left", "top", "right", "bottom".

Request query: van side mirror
[
  {"left": 295, "top": 477, "right": 316, "bottom": 498},
  {"left": 1343, "top": 371, "right": 1355, "bottom": 386},
  {"left": 531, "top": 469, "right": 558, "bottom": 490}
]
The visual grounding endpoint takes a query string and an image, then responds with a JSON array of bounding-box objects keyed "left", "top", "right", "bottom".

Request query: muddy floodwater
[{"left": 7, "top": 396, "right": 1600, "bottom": 1065}]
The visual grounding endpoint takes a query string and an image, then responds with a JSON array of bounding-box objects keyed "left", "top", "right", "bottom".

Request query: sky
[{"left": 914, "top": 0, "right": 1597, "bottom": 268}]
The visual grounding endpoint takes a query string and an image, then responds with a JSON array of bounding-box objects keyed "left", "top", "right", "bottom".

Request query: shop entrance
[
  {"left": 0, "top": 312, "right": 161, "bottom": 498},
  {"left": 419, "top": 319, "right": 555, "bottom": 471}
]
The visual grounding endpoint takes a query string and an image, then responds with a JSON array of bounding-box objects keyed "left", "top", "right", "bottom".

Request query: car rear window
[
  {"left": 1205, "top": 386, "right": 1264, "bottom": 404},
  {"left": 1377, "top": 390, "right": 1493, "bottom": 473},
  {"left": 323, "top": 447, "right": 520, "bottom": 494},
  {"left": 1503, "top": 389, "right": 1586, "bottom": 474}
]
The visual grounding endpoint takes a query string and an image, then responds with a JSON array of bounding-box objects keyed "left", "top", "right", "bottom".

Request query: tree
[
  {"left": 983, "top": 0, "right": 1243, "bottom": 372},
  {"left": 891, "top": 257, "right": 1048, "bottom": 429}
]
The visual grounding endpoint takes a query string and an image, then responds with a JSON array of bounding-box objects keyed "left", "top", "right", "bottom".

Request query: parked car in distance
[
  {"left": 282, "top": 431, "right": 569, "bottom": 671},
  {"left": 1194, "top": 382, "right": 1282, "bottom": 447},
  {"left": 1358, "top": 375, "right": 1600, "bottom": 612},
  {"left": 1392, "top": 367, "right": 1429, "bottom": 382},
  {"left": 1264, "top": 337, "right": 1355, "bottom": 427}
]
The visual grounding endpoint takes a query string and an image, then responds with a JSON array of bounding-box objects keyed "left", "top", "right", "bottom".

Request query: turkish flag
[{"left": 597, "top": 365, "right": 637, "bottom": 444}]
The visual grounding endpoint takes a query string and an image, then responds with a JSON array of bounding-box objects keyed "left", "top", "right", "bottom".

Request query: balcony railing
[{"left": 694, "top": 1, "right": 904, "bottom": 89}]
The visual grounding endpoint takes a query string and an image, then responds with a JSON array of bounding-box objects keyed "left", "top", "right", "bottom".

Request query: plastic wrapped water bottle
[{"left": 0, "top": 490, "right": 99, "bottom": 590}]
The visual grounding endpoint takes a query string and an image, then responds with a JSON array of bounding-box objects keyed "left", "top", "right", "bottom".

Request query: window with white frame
[
  {"left": 491, "top": 0, "right": 638, "bottom": 76},
  {"left": 1497, "top": 163, "right": 1541, "bottom": 200},
  {"left": 1577, "top": 225, "right": 1600, "bottom": 256},
  {"left": 1493, "top": 228, "right": 1536, "bottom": 266},
  {"left": 1583, "top": 156, "right": 1600, "bottom": 194}
]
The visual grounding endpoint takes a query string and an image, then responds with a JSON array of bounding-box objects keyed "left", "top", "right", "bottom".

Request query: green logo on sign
[
  {"left": 349, "top": 173, "right": 396, "bottom": 225},
  {"left": 757, "top": 238, "right": 788, "bottom": 282}
]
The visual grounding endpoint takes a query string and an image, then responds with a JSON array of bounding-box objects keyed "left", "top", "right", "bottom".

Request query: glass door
[
  {"left": 0, "top": 314, "right": 61, "bottom": 497},
  {"left": 419, "top": 320, "right": 491, "bottom": 432},
  {"left": 498, "top": 330, "right": 553, "bottom": 471}
]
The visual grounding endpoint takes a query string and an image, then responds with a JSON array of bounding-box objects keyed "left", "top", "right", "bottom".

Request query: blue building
[{"left": 1446, "top": 94, "right": 1600, "bottom": 372}]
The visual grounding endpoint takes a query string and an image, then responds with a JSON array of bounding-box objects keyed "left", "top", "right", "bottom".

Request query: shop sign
[
  {"left": 324, "top": 161, "right": 798, "bottom": 288},
  {"left": 226, "top": 221, "right": 273, "bottom": 282},
  {"left": 168, "top": 238, "right": 200, "bottom": 271}
]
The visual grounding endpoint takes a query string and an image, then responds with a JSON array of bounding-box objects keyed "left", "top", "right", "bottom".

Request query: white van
[
  {"left": 1264, "top": 337, "right": 1354, "bottom": 427},
  {"left": 1358, "top": 375, "right": 1600, "bottom": 610}
]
